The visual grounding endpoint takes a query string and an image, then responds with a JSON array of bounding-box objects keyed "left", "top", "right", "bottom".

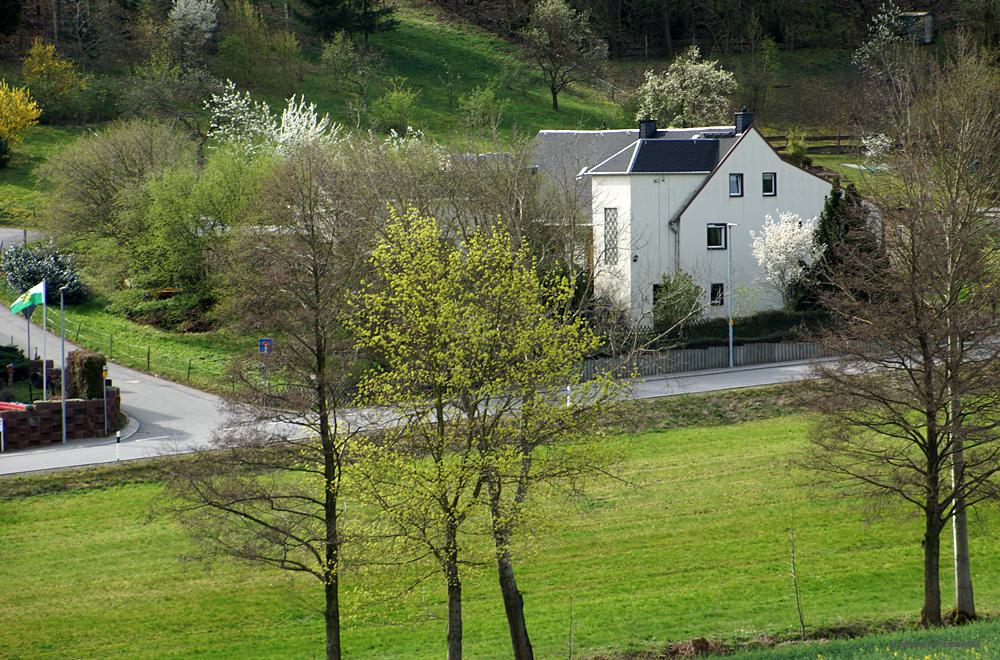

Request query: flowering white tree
[
  {"left": 205, "top": 81, "right": 339, "bottom": 157},
  {"left": 751, "top": 211, "right": 823, "bottom": 309},
  {"left": 168, "top": 0, "right": 218, "bottom": 62},
  {"left": 635, "top": 46, "right": 737, "bottom": 127},
  {"left": 861, "top": 132, "right": 893, "bottom": 169}
]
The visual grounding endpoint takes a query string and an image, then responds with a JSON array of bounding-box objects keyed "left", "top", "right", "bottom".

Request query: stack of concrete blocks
[{"left": 0, "top": 388, "right": 121, "bottom": 451}]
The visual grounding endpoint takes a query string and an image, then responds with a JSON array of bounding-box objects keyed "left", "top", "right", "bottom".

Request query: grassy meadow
[{"left": 2, "top": 401, "right": 998, "bottom": 658}]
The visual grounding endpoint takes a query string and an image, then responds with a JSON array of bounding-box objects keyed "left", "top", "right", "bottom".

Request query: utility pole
[
  {"left": 60, "top": 285, "right": 68, "bottom": 444},
  {"left": 727, "top": 223, "right": 738, "bottom": 368}
]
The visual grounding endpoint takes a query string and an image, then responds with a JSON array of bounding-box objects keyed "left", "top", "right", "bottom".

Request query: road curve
[{"left": 0, "top": 228, "right": 223, "bottom": 474}]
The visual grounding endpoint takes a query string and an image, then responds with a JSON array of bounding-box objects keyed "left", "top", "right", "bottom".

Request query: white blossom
[
  {"left": 205, "top": 81, "right": 339, "bottom": 157},
  {"left": 750, "top": 211, "right": 824, "bottom": 308},
  {"left": 861, "top": 132, "right": 893, "bottom": 167},
  {"left": 852, "top": 2, "right": 904, "bottom": 76},
  {"left": 634, "top": 46, "right": 737, "bottom": 127},
  {"left": 168, "top": 0, "right": 218, "bottom": 59}
]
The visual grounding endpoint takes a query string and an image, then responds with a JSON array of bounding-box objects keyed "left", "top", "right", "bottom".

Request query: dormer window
[
  {"left": 762, "top": 172, "right": 777, "bottom": 196},
  {"left": 729, "top": 173, "right": 743, "bottom": 197}
]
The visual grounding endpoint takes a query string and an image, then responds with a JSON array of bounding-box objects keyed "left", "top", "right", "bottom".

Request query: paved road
[
  {"left": 0, "top": 226, "right": 825, "bottom": 475},
  {"left": 0, "top": 228, "right": 223, "bottom": 475}
]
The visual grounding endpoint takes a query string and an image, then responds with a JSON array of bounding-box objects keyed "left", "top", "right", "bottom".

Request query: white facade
[{"left": 590, "top": 126, "right": 833, "bottom": 324}]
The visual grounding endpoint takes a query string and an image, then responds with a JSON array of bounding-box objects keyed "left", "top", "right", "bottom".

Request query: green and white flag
[{"left": 10, "top": 280, "right": 45, "bottom": 316}]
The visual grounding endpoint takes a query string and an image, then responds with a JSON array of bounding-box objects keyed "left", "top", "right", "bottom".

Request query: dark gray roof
[
  {"left": 531, "top": 129, "right": 640, "bottom": 210},
  {"left": 630, "top": 139, "right": 719, "bottom": 173}
]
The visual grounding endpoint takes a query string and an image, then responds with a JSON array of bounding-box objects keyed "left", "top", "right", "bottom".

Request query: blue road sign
[{"left": 259, "top": 338, "right": 273, "bottom": 354}]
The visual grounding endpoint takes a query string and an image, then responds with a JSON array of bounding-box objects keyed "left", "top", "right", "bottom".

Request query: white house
[{"left": 574, "top": 111, "right": 833, "bottom": 323}]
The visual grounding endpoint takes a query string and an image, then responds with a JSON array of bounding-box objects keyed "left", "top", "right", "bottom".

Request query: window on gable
[
  {"left": 707, "top": 223, "right": 727, "bottom": 250},
  {"left": 604, "top": 208, "right": 619, "bottom": 265},
  {"left": 710, "top": 283, "right": 725, "bottom": 306},
  {"left": 762, "top": 172, "right": 777, "bottom": 196},
  {"left": 729, "top": 173, "right": 743, "bottom": 197}
]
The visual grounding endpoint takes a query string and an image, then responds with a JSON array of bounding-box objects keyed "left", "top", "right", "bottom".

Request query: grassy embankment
[{"left": 1, "top": 387, "right": 997, "bottom": 659}]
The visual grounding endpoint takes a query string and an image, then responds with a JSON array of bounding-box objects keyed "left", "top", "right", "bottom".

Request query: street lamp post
[
  {"left": 727, "top": 223, "right": 738, "bottom": 369},
  {"left": 60, "top": 285, "right": 68, "bottom": 444}
]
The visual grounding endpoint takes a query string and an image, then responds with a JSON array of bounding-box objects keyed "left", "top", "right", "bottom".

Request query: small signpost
[{"left": 259, "top": 338, "right": 273, "bottom": 399}]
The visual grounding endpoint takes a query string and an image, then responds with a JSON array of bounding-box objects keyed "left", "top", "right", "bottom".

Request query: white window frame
[
  {"left": 603, "top": 207, "right": 619, "bottom": 265},
  {"left": 706, "top": 223, "right": 727, "bottom": 250},
  {"left": 729, "top": 173, "right": 744, "bottom": 197},
  {"left": 762, "top": 172, "right": 777, "bottom": 196}
]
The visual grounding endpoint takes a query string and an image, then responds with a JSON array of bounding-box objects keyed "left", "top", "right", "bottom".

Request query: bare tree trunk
[
  {"left": 550, "top": 87, "right": 559, "bottom": 111},
  {"left": 951, "top": 451, "right": 976, "bottom": 620},
  {"left": 446, "top": 551, "right": 463, "bottom": 660},
  {"left": 659, "top": 0, "right": 673, "bottom": 57},
  {"left": 921, "top": 511, "right": 943, "bottom": 627},
  {"left": 325, "top": 572, "right": 341, "bottom": 660},
  {"left": 52, "top": 0, "right": 61, "bottom": 44},
  {"left": 495, "top": 541, "right": 533, "bottom": 659},
  {"left": 317, "top": 308, "right": 342, "bottom": 660}
]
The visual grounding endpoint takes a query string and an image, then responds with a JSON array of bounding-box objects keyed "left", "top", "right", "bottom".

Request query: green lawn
[
  {"left": 727, "top": 618, "right": 998, "bottom": 659},
  {"left": 246, "top": 3, "right": 622, "bottom": 140},
  {"left": 39, "top": 297, "right": 244, "bottom": 392},
  {"left": 2, "top": 412, "right": 997, "bottom": 658},
  {"left": 0, "top": 283, "right": 244, "bottom": 392},
  {"left": 0, "top": 124, "right": 87, "bottom": 226}
]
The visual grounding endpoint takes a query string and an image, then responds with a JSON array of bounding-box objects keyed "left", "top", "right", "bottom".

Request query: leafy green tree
[
  {"left": 40, "top": 119, "right": 194, "bottom": 246},
  {"left": 740, "top": 12, "right": 779, "bottom": 114},
  {"left": 320, "top": 33, "right": 384, "bottom": 126},
  {"left": 521, "top": 0, "right": 606, "bottom": 111},
  {"left": 634, "top": 46, "right": 736, "bottom": 127},
  {"left": 351, "top": 210, "right": 620, "bottom": 660}
]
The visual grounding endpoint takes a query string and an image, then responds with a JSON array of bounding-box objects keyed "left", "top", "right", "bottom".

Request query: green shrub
[
  {"left": 106, "top": 289, "right": 215, "bottom": 332},
  {"left": 459, "top": 84, "right": 509, "bottom": 134},
  {"left": 67, "top": 349, "right": 106, "bottom": 399},
  {"left": 666, "top": 309, "right": 830, "bottom": 349},
  {"left": 0, "top": 344, "right": 29, "bottom": 380},
  {"left": 785, "top": 128, "right": 813, "bottom": 167},
  {"left": 1, "top": 240, "right": 86, "bottom": 303},
  {"left": 372, "top": 77, "right": 419, "bottom": 133},
  {"left": 652, "top": 271, "right": 702, "bottom": 337}
]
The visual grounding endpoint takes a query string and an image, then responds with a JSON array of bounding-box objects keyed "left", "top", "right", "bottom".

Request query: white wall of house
[
  {"left": 591, "top": 175, "right": 632, "bottom": 313},
  {"left": 627, "top": 174, "right": 705, "bottom": 320},
  {"left": 591, "top": 128, "right": 833, "bottom": 323},
  {"left": 677, "top": 129, "right": 832, "bottom": 317}
]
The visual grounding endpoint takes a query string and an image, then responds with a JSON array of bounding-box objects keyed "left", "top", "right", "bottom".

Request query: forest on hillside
[{"left": 3, "top": 0, "right": 999, "bottom": 67}]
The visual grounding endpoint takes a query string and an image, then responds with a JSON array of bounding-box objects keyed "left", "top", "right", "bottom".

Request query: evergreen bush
[{"left": 1, "top": 240, "right": 86, "bottom": 303}]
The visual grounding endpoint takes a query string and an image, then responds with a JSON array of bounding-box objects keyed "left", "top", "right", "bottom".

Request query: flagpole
[
  {"left": 61, "top": 286, "right": 67, "bottom": 444},
  {"left": 25, "top": 312, "right": 32, "bottom": 403},
  {"left": 42, "top": 278, "right": 47, "bottom": 401}
]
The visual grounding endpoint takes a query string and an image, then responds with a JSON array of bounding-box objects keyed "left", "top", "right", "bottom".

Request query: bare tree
[
  {"left": 805, "top": 47, "right": 1000, "bottom": 626},
  {"left": 164, "top": 144, "right": 370, "bottom": 660}
]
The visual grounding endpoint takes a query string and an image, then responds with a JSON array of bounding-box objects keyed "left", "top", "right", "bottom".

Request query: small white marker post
[{"left": 115, "top": 430, "right": 121, "bottom": 462}]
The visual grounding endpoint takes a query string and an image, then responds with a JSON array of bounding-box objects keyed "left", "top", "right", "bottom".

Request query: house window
[
  {"left": 604, "top": 208, "right": 619, "bottom": 265},
  {"left": 762, "top": 172, "right": 777, "bottom": 196},
  {"left": 707, "top": 223, "right": 727, "bottom": 250},
  {"left": 729, "top": 173, "right": 743, "bottom": 197},
  {"left": 710, "top": 283, "right": 725, "bottom": 306}
]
